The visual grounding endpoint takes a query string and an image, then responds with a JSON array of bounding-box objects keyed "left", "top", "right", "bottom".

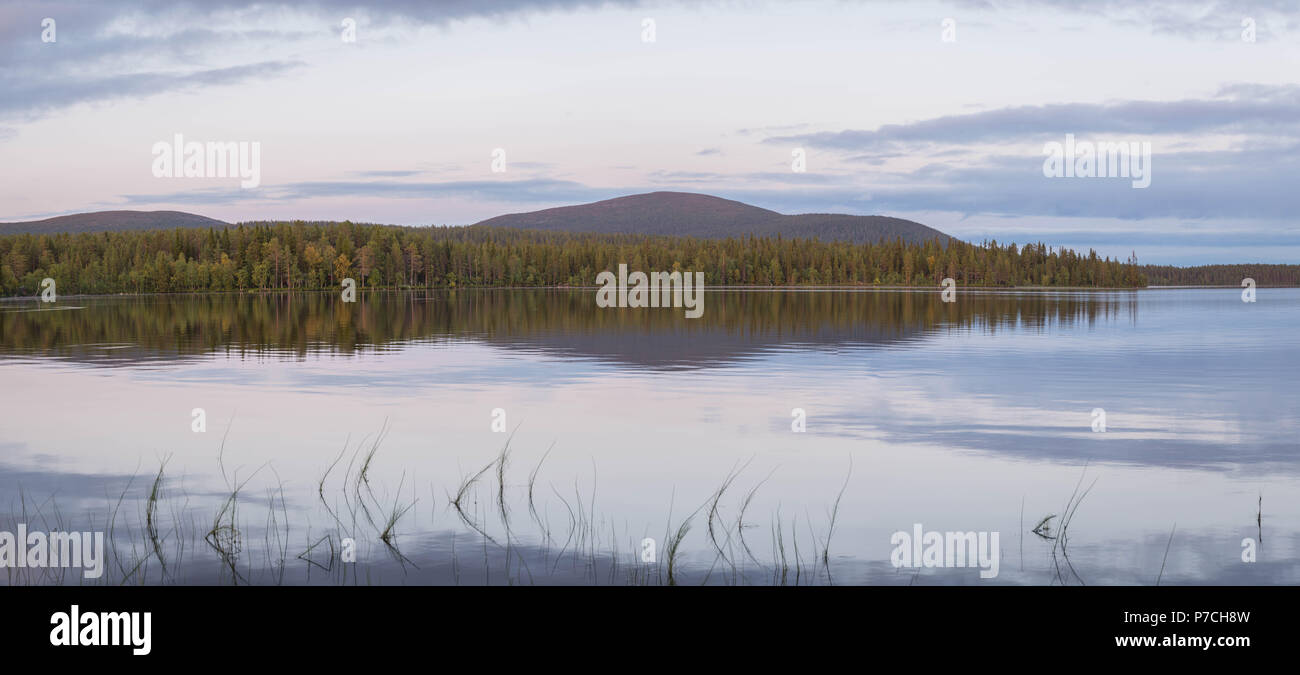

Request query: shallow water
[{"left": 0, "top": 288, "right": 1296, "bottom": 585}]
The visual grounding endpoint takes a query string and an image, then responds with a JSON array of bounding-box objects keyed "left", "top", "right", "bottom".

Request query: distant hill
[
  {"left": 473, "top": 192, "right": 952, "bottom": 245},
  {"left": 0, "top": 210, "right": 227, "bottom": 235}
]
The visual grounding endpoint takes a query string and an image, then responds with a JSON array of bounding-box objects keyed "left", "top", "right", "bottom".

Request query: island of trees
[{"left": 0, "top": 219, "right": 1229, "bottom": 297}]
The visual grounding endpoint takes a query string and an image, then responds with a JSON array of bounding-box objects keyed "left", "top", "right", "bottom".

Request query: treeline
[
  {"left": 0, "top": 221, "right": 1147, "bottom": 297},
  {"left": 1141, "top": 263, "right": 1300, "bottom": 287}
]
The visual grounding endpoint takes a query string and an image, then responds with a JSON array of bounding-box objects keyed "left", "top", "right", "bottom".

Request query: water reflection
[
  {"left": 0, "top": 289, "right": 1135, "bottom": 369},
  {"left": 1, "top": 289, "right": 1296, "bottom": 586}
]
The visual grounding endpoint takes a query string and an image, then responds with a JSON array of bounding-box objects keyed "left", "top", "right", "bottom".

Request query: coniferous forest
[
  {"left": 0, "top": 220, "right": 1286, "bottom": 297},
  {"left": 1140, "top": 263, "right": 1299, "bottom": 287}
]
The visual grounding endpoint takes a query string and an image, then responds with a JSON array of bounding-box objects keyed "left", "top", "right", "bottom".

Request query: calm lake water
[{"left": 1, "top": 289, "right": 1296, "bottom": 585}]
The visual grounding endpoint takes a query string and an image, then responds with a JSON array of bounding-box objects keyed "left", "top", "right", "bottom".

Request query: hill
[
  {"left": 0, "top": 210, "right": 227, "bottom": 235},
  {"left": 473, "top": 192, "right": 951, "bottom": 245}
]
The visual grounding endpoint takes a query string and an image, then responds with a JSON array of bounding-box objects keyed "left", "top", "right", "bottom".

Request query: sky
[{"left": 1, "top": 0, "right": 1298, "bottom": 264}]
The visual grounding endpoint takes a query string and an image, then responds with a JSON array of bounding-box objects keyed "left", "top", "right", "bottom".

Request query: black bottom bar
[{"left": 2, "top": 585, "right": 1289, "bottom": 662}]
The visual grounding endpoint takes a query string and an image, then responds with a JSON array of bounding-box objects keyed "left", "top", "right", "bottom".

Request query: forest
[
  {"left": 0, "top": 220, "right": 1167, "bottom": 297},
  {"left": 1140, "top": 263, "right": 1299, "bottom": 287}
]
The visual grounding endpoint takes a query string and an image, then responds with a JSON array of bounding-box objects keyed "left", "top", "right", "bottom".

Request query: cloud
[
  {"left": 352, "top": 170, "right": 426, "bottom": 178},
  {"left": 118, "top": 177, "right": 626, "bottom": 207},
  {"left": 647, "top": 170, "right": 726, "bottom": 183},
  {"left": 765, "top": 84, "right": 1300, "bottom": 153},
  {"left": 695, "top": 145, "right": 1300, "bottom": 222},
  {"left": 735, "top": 122, "right": 811, "bottom": 137},
  {"left": 0, "top": 61, "right": 304, "bottom": 120},
  {"left": 860, "top": 145, "right": 1300, "bottom": 221},
  {"left": 509, "top": 161, "right": 559, "bottom": 169},
  {"left": 748, "top": 84, "right": 1300, "bottom": 224},
  {"left": 942, "top": 0, "right": 1300, "bottom": 40},
  {"left": 5, "top": 0, "right": 1294, "bottom": 126},
  {"left": 0, "top": 0, "right": 657, "bottom": 123}
]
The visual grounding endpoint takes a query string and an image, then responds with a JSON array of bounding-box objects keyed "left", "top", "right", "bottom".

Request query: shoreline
[{"left": 2, "top": 284, "right": 1291, "bottom": 303}]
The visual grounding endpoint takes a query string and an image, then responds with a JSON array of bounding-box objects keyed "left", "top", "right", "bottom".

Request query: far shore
[{"left": 3, "top": 283, "right": 1294, "bottom": 303}]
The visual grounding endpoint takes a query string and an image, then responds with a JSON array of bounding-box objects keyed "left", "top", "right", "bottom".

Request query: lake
[{"left": 0, "top": 288, "right": 1296, "bottom": 585}]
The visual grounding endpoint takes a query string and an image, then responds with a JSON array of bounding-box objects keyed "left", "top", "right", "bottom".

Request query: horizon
[{"left": 0, "top": 193, "right": 1291, "bottom": 269}]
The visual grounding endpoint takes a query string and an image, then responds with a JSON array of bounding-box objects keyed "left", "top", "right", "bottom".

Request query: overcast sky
[{"left": 2, "top": 0, "right": 1298, "bottom": 264}]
